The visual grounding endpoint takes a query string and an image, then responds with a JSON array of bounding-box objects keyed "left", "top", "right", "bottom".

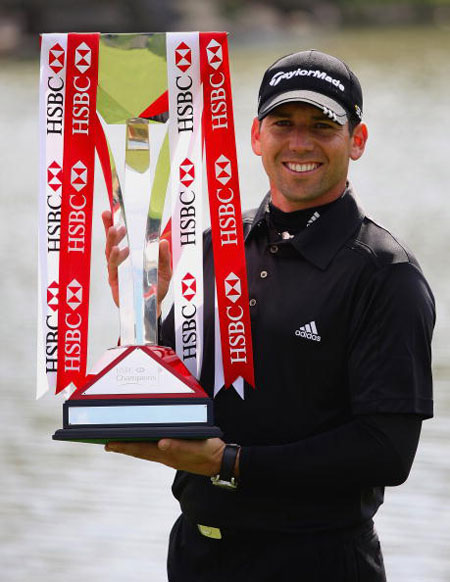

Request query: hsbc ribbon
[
  {"left": 38, "top": 31, "right": 254, "bottom": 401},
  {"left": 56, "top": 33, "right": 99, "bottom": 393},
  {"left": 38, "top": 34, "right": 68, "bottom": 397},
  {"left": 167, "top": 33, "right": 204, "bottom": 380},
  {"left": 200, "top": 32, "right": 255, "bottom": 390}
]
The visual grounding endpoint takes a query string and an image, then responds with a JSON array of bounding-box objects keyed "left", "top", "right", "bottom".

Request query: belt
[{"left": 197, "top": 519, "right": 375, "bottom": 543}]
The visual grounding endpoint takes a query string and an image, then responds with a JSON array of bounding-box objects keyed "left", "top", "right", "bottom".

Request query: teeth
[{"left": 286, "top": 162, "right": 319, "bottom": 173}]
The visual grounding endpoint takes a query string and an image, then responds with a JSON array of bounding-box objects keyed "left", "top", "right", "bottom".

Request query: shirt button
[
  {"left": 269, "top": 245, "right": 279, "bottom": 254},
  {"left": 249, "top": 298, "right": 257, "bottom": 307},
  {"left": 260, "top": 270, "right": 268, "bottom": 279}
]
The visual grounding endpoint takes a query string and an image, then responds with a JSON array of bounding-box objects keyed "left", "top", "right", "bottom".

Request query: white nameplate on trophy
[{"left": 68, "top": 404, "right": 208, "bottom": 426}]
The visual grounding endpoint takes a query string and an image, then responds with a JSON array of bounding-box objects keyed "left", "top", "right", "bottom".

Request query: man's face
[{"left": 251, "top": 102, "right": 367, "bottom": 212}]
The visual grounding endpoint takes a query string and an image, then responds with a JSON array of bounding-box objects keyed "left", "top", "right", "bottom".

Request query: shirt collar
[{"left": 246, "top": 184, "right": 366, "bottom": 270}]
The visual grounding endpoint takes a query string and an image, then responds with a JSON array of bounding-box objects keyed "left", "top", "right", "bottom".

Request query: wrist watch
[{"left": 210, "top": 443, "right": 240, "bottom": 491}]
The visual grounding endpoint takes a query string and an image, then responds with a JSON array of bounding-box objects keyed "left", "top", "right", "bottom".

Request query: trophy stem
[
  {"left": 119, "top": 117, "right": 164, "bottom": 347},
  {"left": 120, "top": 117, "right": 153, "bottom": 346}
]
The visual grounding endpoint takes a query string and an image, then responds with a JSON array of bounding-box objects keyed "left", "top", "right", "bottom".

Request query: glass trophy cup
[{"left": 53, "top": 118, "right": 222, "bottom": 443}]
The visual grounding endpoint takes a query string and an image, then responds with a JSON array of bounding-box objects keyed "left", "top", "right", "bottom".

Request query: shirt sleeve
[
  {"left": 239, "top": 413, "right": 422, "bottom": 491},
  {"left": 347, "top": 262, "right": 435, "bottom": 418}
]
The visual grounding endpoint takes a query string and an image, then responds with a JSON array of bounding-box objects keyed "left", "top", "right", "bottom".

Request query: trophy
[
  {"left": 52, "top": 115, "right": 221, "bottom": 443},
  {"left": 38, "top": 32, "right": 254, "bottom": 444}
]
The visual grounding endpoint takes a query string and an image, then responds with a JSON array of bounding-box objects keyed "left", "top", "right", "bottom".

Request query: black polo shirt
[{"left": 166, "top": 185, "right": 435, "bottom": 534}]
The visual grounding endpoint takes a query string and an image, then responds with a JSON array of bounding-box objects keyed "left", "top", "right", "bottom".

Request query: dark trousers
[{"left": 168, "top": 515, "right": 387, "bottom": 582}]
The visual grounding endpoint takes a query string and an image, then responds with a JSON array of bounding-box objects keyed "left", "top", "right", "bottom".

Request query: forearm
[{"left": 239, "top": 414, "right": 422, "bottom": 490}]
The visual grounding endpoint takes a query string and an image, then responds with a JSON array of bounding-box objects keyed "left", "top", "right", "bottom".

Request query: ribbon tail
[
  {"left": 213, "top": 287, "right": 246, "bottom": 399},
  {"left": 231, "top": 377, "right": 244, "bottom": 399}
]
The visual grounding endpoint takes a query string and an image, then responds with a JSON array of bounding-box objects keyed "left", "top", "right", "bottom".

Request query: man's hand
[
  {"left": 101, "top": 210, "right": 172, "bottom": 316},
  {"left": 102, "top": 210, "right": 128, "bottom": 308},
  {"left": 105, "top": 438, "right": 226, "bottom": 477}
]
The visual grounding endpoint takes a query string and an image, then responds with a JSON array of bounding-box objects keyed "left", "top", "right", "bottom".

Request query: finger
[
  {"left": 158, "top": 438, "right": 172, "bottom": 451},
  {"left": 157, "top": 438, "right": 207, "bottom": 454},
  {"left": 105, "top": 225, "right": 127, "bottom": 260},
  {"left": 101, "top": 209, "right": 113, "bottom": 237},
  {"left": 105, "top": 225, "right": 118, "bottom": 259},
  {"left": 109, "top": 245, "right": 129, "bottom": 269},
  {"left": 105, "top": 441, "right": 161, "bottom": 461},
  {"left": 107, "top": 246, "right": 129, "bottom": 287}
]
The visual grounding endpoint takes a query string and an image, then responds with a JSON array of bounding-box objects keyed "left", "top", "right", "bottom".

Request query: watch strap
[{"left": 210, "top": 443, "right": 240, "bottom": 490}]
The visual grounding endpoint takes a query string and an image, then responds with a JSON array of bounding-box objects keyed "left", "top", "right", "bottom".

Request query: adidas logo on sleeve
[{"left": 295, "top": 321, "right": 321, "bottom": 342}]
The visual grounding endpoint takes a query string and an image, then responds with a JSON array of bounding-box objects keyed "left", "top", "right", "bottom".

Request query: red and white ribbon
[
  {"left": 167, "top": 32, "right": 204, "bottom": 380},
  {"left": 38, "top": 31, "right": 254, "bottom": 400},
  {"left": 200, "top": 32, "right": 255, "bottom": 391},
  {"left": 56, "top": 33, "right": 99, "bottom": 393},
  {"left": 37, "top": 33, "right": 68, "bottom": 398}
]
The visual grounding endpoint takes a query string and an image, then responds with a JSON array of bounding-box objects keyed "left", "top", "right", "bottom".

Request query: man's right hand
[
  {"left": 101, "top": 210, "right": 172, "bottom": 316},
  {"left": 102, "top": 210, "right": 129, "bottom": 308}
]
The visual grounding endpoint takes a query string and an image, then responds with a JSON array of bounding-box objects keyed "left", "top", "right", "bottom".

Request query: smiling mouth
[{"left": 284, "top": 162, "right": 321, "bottom": 174}]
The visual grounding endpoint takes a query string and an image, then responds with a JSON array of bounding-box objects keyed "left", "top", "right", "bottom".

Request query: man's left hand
[{"left": 105, "top": 438, "right": 226, "bottom": 477}]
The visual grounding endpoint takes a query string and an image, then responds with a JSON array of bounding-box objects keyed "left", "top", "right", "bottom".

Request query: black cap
[{"left": 257, "top": 50, "right": 363, "bottom": 126}]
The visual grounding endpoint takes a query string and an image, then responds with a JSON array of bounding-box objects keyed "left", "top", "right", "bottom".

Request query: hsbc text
[
  {"left": 226, "top": 305, "right": 247, "bottom": 363},
  {"left": 46, "top": 77, "right": 65, "bottom": 135},
  {"left": 209, "top": 72, "right": 228, "bottom": 130},
  {"left": 176, "top": 76, "right": 194, "bottom": 133},
  {"left": 64, "top": 311, "right": 82, "bottom": 371},
  {"left": 181, "top": 304, "right": 197, "bottom": 360},
  {"left": 72, "top": 76, "right": 91, "bottom": 135},
  {"left": 217, "top": 188, "right": 238, "bottom": 246},
  {"left": 45, "top": 314, "right": 58, "bottom": 372},
  {"left": 179, "top": 189, "right": 196, "bottom": 246}
]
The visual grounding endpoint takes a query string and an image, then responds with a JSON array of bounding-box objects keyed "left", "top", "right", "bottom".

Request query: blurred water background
[{"left": 1, "top": 10, "right": 450, "bottom": 582}]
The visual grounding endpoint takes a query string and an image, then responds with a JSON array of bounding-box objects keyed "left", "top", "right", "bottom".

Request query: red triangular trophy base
[{"left": 53, "top": 346, "right": 222, "bottom": 444}]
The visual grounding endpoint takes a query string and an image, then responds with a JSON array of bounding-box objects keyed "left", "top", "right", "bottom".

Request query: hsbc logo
[
  {"left": 75, "top": 42, "right": 92, "bottom": 74},
  {"left": 224, "top": 272, "right": 241, "bottom": 304},
  {"left": 175, "top": 42, "right": 192, "bottom": 73},
  {"left": 66, "top": 279, "right": 83, "bottom": 311},
  {"left": 215, "top": 155, "right": 232, "bottom": 185},
  {"left": 47, "top": 161, "right": 63, "bottom": 192},
  {"left": 181, "top": 273, "right": 196, "bottom": 302},
  {"left": 206, "top": 39, "right": 223, "bottom": 70},
  {"left": 70, "top": 161, "right": 87, "bottom": 192},
  {"left": 180, "top": 158, "right": 195, "bottom": 188},
  {"left": 49, "top": 43, "right": 65, "bottom": 74},
  {"left": 47, "top": 281, "right": 59, "bottom": 312}
]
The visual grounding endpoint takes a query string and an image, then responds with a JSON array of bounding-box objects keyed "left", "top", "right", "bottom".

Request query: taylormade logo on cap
[{"left": 269, "top": 68, "right": 345, "bottom": 92}]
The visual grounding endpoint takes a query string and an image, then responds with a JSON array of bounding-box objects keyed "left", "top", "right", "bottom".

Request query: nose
[{"left": 288, "top": 127, "right": 314, "bottom": 152}]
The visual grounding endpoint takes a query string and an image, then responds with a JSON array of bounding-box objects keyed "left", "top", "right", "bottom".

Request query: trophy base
[
  {"left": 53, "top": 424, "right": 223, "bottom": 444},
  {"left": 53, "top": 346, "right": 223, "bottom": 445}
]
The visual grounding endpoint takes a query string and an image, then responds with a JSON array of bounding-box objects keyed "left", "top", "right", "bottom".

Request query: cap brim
[{"left": 258, "top": 90, "right": 348, "bottom": 125}]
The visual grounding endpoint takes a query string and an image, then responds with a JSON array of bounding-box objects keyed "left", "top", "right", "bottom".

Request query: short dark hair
[{"left": 348, "top": 117, "right": 359, "bottom": 135}]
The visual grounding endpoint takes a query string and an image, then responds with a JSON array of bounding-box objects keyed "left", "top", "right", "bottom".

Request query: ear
[
  {"left": 251, "top": 117, "right": 262, "bottom": 156},
  {"left": 350, "top": 123, "right": 368, "bottom": 161}
]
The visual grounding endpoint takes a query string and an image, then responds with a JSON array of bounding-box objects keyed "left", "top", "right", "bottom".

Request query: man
[{"left": 102, "top": 50, "right": 434, "bottom": 581}]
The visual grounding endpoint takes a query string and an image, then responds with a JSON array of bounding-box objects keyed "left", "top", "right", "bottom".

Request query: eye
[
  {"left": 314, "top": 122, "right": 334, "bottom": 129},
  {"left": 274, "top": 119, "right": 291, "bottom": 127}
]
